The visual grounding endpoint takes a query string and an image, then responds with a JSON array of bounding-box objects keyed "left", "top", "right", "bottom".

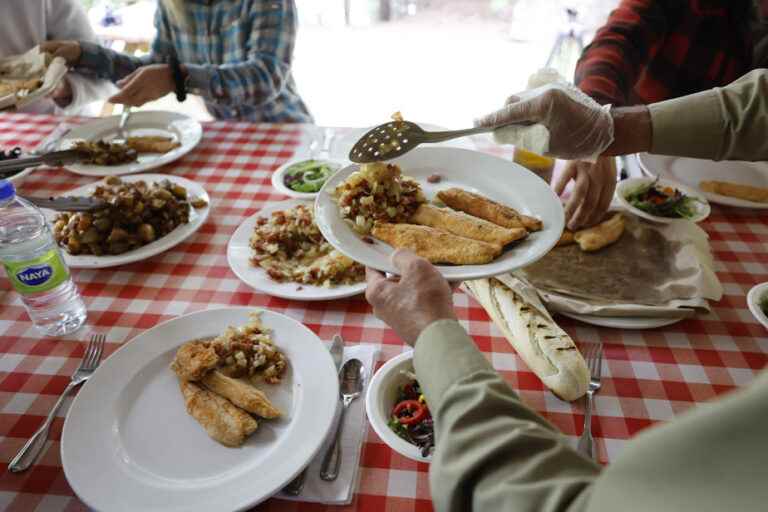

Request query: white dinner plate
[
  {"left": 227, "top": 199, "right": 366, "bottom": 301},
  {"left": 332, "top": 122, "right": 475, "bottom": 161},
  {"left": 58, "top": 111, "right": 202, "bottom": 177},
  {"left": 615, "top": 177, "right": 711, "bottom": 224},
  {"left": 315, "top": 147, "right": 565, "bottom": 281},
  {"left": 61, "top": 307, "right": 339, "bottom": 512},
  {"left": 637, "top": 153, "right": 768, "bottom": 209},
  {"left": 46, "top": 174, "right": 210, "bottom": 268},
  {"left": 559, "top": 311, "right": 687, "bottom": 329}
]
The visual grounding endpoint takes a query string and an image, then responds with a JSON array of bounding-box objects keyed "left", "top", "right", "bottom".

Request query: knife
[
  {"left": 21, "top": 195, "right": 107, "bottom": 212},
  {"left": 0, "top": 149, "right": 85, "bottom": 178},
  {"left": 282, "top": 334, "right": 344, "bottom": 495}
]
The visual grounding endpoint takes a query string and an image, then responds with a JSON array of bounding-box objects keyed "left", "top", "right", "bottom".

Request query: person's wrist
[
  {"left": 410, "top": 312, "right": 457, "bottom": 346},
  {"left": 604, "top": 106, "right": 652, "bottom": 156}
]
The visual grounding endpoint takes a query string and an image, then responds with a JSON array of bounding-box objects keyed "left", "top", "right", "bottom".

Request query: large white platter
[
  {"left": 45, "top": 174, "right": 210, "bottom": 269},
  {"left": 315, "top": 147, "right": 565, "bottom": 281},
  {"left": 637, "top": 153, "right": 768, "bottom": 209},
  {"left": 58, "top": 111, "right": 202, "bottom": 177},
  {"left": 61, "top": 307, "right": 339, "bottom": 512},
  {"left": 227, "top": 199, "right": 366, "bottom": 301}
]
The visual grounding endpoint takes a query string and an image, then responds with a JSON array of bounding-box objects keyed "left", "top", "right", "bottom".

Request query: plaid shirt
[
  {"left": 575, "top": 0, "right": 759, "bottom": 106},
  {"left": 78, "top": 0, "right": 312, "bottom": 123}
]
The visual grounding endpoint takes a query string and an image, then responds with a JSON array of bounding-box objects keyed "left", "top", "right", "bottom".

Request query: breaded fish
[
  {"left": 201, "top": 370, "right": 281, "bottom": 419},
  {"left": 556, "top": 230, "right": 576, "bottom": 247},
  {"left": 574, "top": 213, "right": 625, "bottom": 252},
  {"left": 126, "top": 136, "right": 181, "bottom": 154},
  {"left": 700, "top": 180, "right": 768, "bottom": 203},
  {"left": 371, "top": 223, "right": 502, "bottom": 264},
  {"left": 437, "top": 188, "right": 542, "bottom": 231},
  {"left": 179, "top": 379, "right": 258, "bottom": 447},
  {"left": 411, "top": 204, "right": 528, "bottom": 246},
  {"left": 170, "top": 340, "right": 220, "bottom": 381}
]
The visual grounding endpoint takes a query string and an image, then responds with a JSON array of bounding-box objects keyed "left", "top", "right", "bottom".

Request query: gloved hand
[
  {"left": 555, "top": 156, "right": 617, "bottom": 230},
  {"left": 475, "top": 82, "right": 615, "bottom": 161}
]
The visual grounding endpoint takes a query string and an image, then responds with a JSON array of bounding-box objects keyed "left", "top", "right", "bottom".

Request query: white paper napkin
[{"left": 279, "top": 343, "right": 379, "bottom": 505}]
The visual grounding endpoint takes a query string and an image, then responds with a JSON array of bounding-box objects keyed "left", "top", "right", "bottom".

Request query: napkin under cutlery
[{"left": 279, "top": 343, "right": 379, "bottom": 505}]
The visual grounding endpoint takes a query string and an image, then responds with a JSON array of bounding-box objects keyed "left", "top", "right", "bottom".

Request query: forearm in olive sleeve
[{"left": 413, "top": 320, "right": 600, "bottom": 512}]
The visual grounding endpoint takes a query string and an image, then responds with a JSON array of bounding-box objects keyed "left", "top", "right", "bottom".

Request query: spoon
[
  {"left": 349, "top": 119, "right": 538, "bottom": 163},
  {"left": 319, "top": 358, "right": 364, "bottom": 481}
]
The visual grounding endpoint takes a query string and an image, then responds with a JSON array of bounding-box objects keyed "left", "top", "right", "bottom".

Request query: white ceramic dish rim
[
  {"left": 57, "top": 111, "right": 203, "bottom": 177},
  {"left": 615, "top": 177, "right": 711, "bottom": 224},
  {"left": 559, "top": 311, "right": 687, "bottom": 329},
  {"left": 270, "top": 158, "right": 344, "bottom": 200},
  {"left": 226, "top": 198, "right": 366, "bottom": 301},
  {"left": 365, "top": 350, "right": 431, "bottom": 463},
  {"left": 314, "top": 146, "right": 565, "bottom": 281},
  {"left": 746, "top": 282, "right": 768, "bottom": 330},
  {"left": 61, "top": 306, "right": 339, "bottom": 512},
  {"left": 48, "top": 173, "right": 210, "bottom": 269}
]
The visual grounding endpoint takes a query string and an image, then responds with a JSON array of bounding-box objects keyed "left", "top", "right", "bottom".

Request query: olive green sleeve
[
  {"left": 413, "top": 320, "right": 600, "bottom": 512},
  {"left": 649, "top": 69, "right": 768, "bottom": 161}
]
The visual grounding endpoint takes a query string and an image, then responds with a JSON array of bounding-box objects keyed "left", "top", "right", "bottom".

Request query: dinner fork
[
  {"left": 577, "top": 343, "right": 603, "bottom": 461},
  {"left": 9, "top": 334, "right": 105, "bottom": 473}
]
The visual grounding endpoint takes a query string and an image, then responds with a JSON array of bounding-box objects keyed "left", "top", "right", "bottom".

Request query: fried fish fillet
[
  {"left": 201, "top": 370, "right": 281, "bottom": 419},
  {"left": 556, "top": 230, "right": 575, "bottom": 247},
  {"left": 411, "top": 204, "right": 528, "bottom": 246},
  {"left": 573, "top": 213, "right": 625, "bottom": 252},
  {"left": 179, "top": 379, "right": 258, "bottom": 447},
  {"left": 436, "top": 188, "right": 542, "bottom": 231},
  {"left": 371, "top": 223, "right": 502, "bottom": 264},
  {"left": 0, "top": 78, "right": 42, "bottom": 97},
  {"left": 126, "top": 136, "right": 181, "bottom": 154},
  {"left": 170, "top": 340, "right": 220, "bottom": 381},
  {"left": 699, "top": 180, "right": 768, "bottom": 203}
]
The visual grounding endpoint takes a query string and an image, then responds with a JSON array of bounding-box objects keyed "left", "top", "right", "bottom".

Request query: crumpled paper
[
  {"left": 0, "top": 46, "right": 67, "bottom": 110},
  {"left": 516, "top": 215, "right": 723, "bottom": 317}
]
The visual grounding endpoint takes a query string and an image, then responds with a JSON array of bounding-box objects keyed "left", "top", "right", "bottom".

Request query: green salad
[
  {"left": 760, "top": 294, "right": 768, "bottom": 317},
  {"left": 625, "top": 180, "right": 701, "bottom": 219},
  {"left": 282, "top": 160, "right": 338, "bottom": 193}
]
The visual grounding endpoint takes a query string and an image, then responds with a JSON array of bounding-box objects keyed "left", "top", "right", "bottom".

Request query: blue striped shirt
[{"left": 78, "top": 0, "right": 312, "bottom": 123}]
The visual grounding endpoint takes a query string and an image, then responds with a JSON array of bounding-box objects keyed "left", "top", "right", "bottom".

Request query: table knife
[
  {"left": 282, "top": 334, "right": 344, "bottom": 495},
  {"left": 20, "top": 195, "right": 107, "bottom": 212}
]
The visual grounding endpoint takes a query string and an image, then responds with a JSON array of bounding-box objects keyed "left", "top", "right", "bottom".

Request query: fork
[
  {"left": 577, "top": 343, "right": 603, "bottom": 461},
  {"left": 9, "top": 334, "right": 106, "bottom": 473}
]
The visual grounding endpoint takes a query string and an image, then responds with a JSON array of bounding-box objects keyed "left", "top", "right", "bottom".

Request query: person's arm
[
  {"left": 575, "top": 0, "right": 666, "bottom": 106},
  {"left": 44, "top": 0, "right": 117, "bottom": 114},
  {"left": 414, "top": 320, "right": 599, "bottom": 512},
  {"left": 183, "top": 1, "right": 298, "bottom": 107}
]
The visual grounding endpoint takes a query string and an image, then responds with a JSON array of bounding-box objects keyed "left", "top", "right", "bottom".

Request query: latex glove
[
  {"left": 39, "top": 41, "right": 82, "bottom": 66},
  {"left": 475, "top": 82, "right": 614, "bottom": 162},
  {"left": 109, "top": 64, "right": 175, "bottom": 107},
  {"left": 555, "top": 156, "right": 617, "bottom": 230},
  {"left": 365, "top": 250, "right": 457, "bottom": 346}
]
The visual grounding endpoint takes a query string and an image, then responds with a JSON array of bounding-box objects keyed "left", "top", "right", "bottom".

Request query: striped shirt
[{"left": 78, "top": 0, "right": 312, "bottom": 123}]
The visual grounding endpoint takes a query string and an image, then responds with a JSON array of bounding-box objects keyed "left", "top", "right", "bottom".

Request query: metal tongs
[{"left": 0, "top": 149, "right": 86, "bottom": 179}]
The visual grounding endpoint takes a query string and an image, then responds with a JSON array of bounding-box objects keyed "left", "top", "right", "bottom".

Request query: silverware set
[
  {"left": 9, "top": 334, "right": 105, "bottom": 473},
  {"left": 577, "top": 343, "right": 604, "bottom": 461}
]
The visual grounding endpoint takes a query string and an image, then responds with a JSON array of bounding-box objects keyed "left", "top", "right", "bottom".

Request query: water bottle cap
[{"left": 0, "top": 179, "right": 15, "bottom": 201}]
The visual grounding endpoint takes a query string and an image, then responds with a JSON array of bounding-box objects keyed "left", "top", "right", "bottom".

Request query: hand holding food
[
  {"left": 39, "top": 40, "right": 82, "bottom": 66},
  {"left": 474, "top": 81, "right": 615, "bottom": 161},
  {"left": 554, "top": 157, "right": 617, "bottom": 230},
  {"left": 558, "top": 212, "right": 625, "bottom": 252},
  {"left": 365, "top": 250, "right": 457, "bottom": 345}
]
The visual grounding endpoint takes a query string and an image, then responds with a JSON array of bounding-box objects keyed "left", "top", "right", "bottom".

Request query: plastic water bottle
[{"left": 0, "top": 180, "right": 87, "bottom": 336}]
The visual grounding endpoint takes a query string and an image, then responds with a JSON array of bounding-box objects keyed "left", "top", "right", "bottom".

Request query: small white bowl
[
  {"left": 616, "top": 177, "right": 710, "bottom": 224},
  {"left": 365, "top": 351, "right": 432, "bottom": 463},
  {"left": 747, "top": 282, "right": 768, "bottom": 331},
  {"left": 271, "top": 158, "right": 342, "bottom": 200}
]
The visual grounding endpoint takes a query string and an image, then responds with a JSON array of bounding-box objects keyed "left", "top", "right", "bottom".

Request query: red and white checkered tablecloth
[{"left": 1, "top": 112, "right": 767, "bottom": 512}]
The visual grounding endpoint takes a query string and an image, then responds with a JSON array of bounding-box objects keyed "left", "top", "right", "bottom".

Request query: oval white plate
[
  {"left": 227, "top": 199, "right": 366, "bottom": 301},
  {"left": 746, "top": 282, "right": 768, "bottom": 331},
  {"left": 332, "top": 122, "right": 475, "bottom": 161},
  {"left": 616, "top": 177, "right": 710, "bottom": 224},
  {"left": 637, "top": 153, "right": 768, "bottom": 209},
  {"left": 315, "top": 147, "right": 565, "bottom": 281},
  {"left": 365, "top": 351, "right": 431, "bottom": 463},
  {"left": 559, "top": 311, "right": 687, "bottom": 329},
  {"left": 270, "top": 158, "right": 343, "bottom": 200},
  {"left": 58, "top": 111, "right": 202, "bottom": 177},
  {"left": 61, "top": 307, "right": 339, "bottom": 512},
  {"left": 46, "top": 174, "right": 210, "bottom": 269}
]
